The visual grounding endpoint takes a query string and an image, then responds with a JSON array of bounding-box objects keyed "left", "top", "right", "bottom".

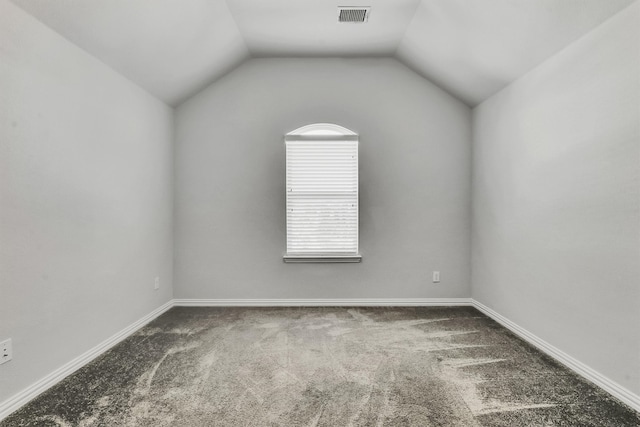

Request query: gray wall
[
  {"left": 175, "top": 58, "right": 471, "bottom": 299},
  {"left": 0, "top": 0, "right": 174, "bottom": 402},
  {"left": 471, "top": 2, "right": 639, "bottom": 395}
]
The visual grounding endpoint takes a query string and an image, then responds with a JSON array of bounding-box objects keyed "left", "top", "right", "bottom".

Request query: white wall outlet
[
  {"left": 154, "top": 277, "right": 160, "bottom": 290},
  {"left": 432, "top": 271, "right": 441, "bottom": 283},
  {"left": 1, "top": 339, "right": 12, "bottom": 365}
]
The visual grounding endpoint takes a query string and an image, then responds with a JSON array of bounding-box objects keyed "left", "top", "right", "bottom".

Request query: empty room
[{"left": 1, "top": 0, "right": 638, "bottom": 425}]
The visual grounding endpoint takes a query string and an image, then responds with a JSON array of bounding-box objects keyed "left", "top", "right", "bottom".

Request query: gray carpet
[{"left": 2, "top": 306, "right": 639, "bottom": 426}]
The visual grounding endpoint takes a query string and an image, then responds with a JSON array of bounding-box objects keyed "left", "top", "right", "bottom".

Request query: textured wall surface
[
  {"left": 472, "top": 3, "right": 640, "bottom": 395},
  {"left": 174, "top": 58, "right": 472, "bottom": 300},
  {"left": 0, "top": 0, "right": 174, "bottom": 403}
]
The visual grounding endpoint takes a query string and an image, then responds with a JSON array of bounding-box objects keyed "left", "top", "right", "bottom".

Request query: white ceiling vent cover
[{"left": 338, "top": 7, "right": 370, "bottom": 23}]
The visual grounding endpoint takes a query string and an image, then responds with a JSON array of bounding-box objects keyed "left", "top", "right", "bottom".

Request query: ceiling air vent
[{"left": 338, "top": 7, "right": 370, "bottom": 23}]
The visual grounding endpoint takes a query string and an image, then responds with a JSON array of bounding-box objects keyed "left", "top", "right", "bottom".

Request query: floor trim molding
[
  {"left": 172, "top": 298, "right": 473, "bottom": 307},
  {"left": 0, "top": 300, "right": 174, "bottom": 421},
  {"left": 472, "top": 299, "right": 640, "bottom": 412}
]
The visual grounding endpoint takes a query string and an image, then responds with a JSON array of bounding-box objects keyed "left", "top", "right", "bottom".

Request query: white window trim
[{"left": 284, "top": 124, "right": 361, "bottom": 263}]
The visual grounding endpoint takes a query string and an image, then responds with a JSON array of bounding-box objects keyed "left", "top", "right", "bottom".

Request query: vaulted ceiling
[{"left": 12, "top": 0, "right": 636, "bottom": 106}]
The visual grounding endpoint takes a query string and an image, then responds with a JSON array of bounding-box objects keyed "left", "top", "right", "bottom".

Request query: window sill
[{"left": 283, "top": 254, "right": 362, "bottom": 263}]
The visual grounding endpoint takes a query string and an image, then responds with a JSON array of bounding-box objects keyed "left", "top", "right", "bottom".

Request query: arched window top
[{"left": 287, "top": 123, "right": 357, "bottom": 137}]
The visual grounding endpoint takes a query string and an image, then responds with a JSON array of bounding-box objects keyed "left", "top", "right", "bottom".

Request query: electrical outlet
[
  {"left": 154, "top": 277, "right": 160, "bottom": 290},
  {"left": 1, "top": 339, "right": 12, "bottom": 365},
  {"left": 432, "top": 271, "right": 441, "bottom": 283}
]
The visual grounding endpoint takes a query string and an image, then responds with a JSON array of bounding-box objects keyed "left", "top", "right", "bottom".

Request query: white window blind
[{"left": 284, "top": 124, "right": 360, "bottom": 262}]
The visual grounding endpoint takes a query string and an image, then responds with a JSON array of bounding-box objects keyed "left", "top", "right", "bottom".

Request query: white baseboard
[
  {"left": 0, "top": 300, "right": 173, "bottom": 421},
  {"left": 172, "top": 298, "right": 473, "bottom": 307},
  {"left": 472, "top": 299, "right": 640, "bottom": 412}
]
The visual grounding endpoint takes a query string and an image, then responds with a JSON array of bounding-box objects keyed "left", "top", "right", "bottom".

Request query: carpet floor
[{"left": 2, "top": 306, "right": 639, "bottom": 426}]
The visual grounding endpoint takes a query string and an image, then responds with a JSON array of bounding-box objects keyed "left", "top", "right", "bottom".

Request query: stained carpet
[{"left": 2, "top": 306, "right": 639, "bottom": 426}]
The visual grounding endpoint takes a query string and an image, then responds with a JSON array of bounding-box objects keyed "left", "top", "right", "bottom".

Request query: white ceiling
[
  {"left": 11, "top": 0, "right": 637, "bottom": 106},
  {"left": 12, "top": 0, "right": 249, "bottom": 105},
  {"left": 227, "top": 0, "right": 420, "bottom": 57},
  {"left": 397, "top": 0, "right": 638, "bottom": 105}
]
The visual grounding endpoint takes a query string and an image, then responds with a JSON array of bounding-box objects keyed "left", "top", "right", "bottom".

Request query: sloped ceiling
[
  {"left": 11, "top": 0, "right": 637, "bottom": 106},
  {"left": 11, "top": 0, "right": 249, "bottom": 105},
  {"left": 397, "top": 0, "right": 638, "bottom": 105}
]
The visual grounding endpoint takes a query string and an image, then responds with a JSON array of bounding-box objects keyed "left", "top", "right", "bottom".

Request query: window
[{"left": 284, "top": 123, "right": 361, "bottom": 263}]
